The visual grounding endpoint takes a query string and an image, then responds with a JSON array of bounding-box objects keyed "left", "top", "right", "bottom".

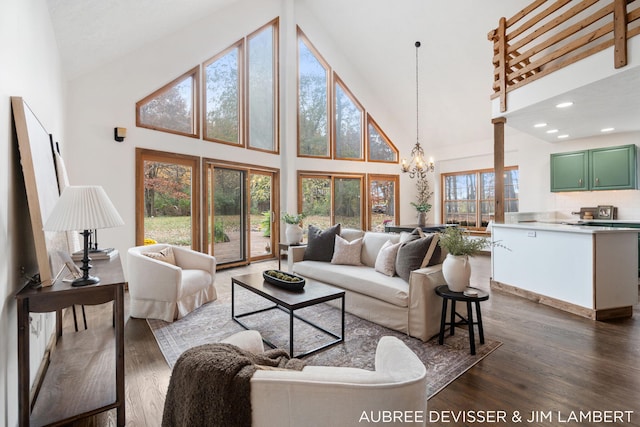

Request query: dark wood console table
[
  {"left": 16, "top": 256, "right": 125, "bottom": 427},
  {"left": 384, "top": 223, "right": 451, "bottom": 233}
]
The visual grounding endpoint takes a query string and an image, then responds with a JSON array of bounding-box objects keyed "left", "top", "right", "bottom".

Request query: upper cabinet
[
  {"left": 550, "top": 150, "right": 588, "bottom": 192},
  {"left": 551, "top": 144, "right": 637, "bottom": 192},
  {"left": 589, "top": 145, "right": 637, "bottom": 190}
]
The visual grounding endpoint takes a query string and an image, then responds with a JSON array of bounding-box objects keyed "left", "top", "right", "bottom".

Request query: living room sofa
[{"left": 287, "top": 226, "right": 446, "bottom": 341}]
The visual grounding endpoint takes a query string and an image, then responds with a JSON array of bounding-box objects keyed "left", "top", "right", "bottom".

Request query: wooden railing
[{"left": 489, "top": 0, "right": 640, "bottom": 112}]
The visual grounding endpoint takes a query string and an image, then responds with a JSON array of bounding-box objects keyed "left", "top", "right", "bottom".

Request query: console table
[
  {"left": 16, "top": 256, "right": 125, "bottom": 427},
  {"left": 384, "top": 224, "right": 451, "bottom": 233}
]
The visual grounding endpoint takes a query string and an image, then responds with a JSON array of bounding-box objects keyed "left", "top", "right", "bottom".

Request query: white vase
[
  {"left": 285, "top": 223, "right": 303, "bottom": 244},
  {"left": 442, "top": 253, "right": 471, "bottom": 292}
]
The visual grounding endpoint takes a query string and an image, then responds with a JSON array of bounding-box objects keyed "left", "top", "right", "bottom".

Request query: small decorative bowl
[{"left": 263, "top": 270, "right": 306, "bottom": 291}]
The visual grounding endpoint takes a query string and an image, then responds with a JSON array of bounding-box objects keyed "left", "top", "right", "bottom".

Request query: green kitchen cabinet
[
  {"left": 589, "top": 144, "right": 637, "bottom": 190},
  {"left": 550, "top": 150, "right": 588, "bottom": 192},
  {"left": 551, "top": 144, "right": 637, "bottom": 192}
]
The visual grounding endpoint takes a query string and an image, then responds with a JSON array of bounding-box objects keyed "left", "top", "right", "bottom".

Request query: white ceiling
[
  {"left": 46, "top": 0, "right": 640, "bottom": 146},
  {"left": 502, "top": 65, "right": 640, "bottom": 143},
  {"left": 47, "top": 0, "right": 239, "bottom": 79}
]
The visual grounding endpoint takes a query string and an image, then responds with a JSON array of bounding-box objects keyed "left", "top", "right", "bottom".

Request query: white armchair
[
  {"left": 223, "top": 331, "right": 428, "bottom": 427},
  {"left": 127, "top": 244, "right": 217, "bottom": 322}
]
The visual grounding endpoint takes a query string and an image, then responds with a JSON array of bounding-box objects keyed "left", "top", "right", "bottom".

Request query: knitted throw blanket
[{"left": 162, "top": 343, "right": 305, "bottom": 427}]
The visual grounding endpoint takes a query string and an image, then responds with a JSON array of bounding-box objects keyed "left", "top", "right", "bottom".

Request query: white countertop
[{"left": 492, "top": 222, "right": 639, "bottom": 234}]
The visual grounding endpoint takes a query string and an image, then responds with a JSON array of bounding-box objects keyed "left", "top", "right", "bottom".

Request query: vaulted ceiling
[{"left": 46, "top": 0, "right": 640, "bottom": 149}]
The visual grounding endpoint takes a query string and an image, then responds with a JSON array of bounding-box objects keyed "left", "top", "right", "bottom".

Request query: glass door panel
[
  {"left": 249, "top": 172, "right": 274, "bottom": 260},
  {"left": 212, "top": 167, "right": 246, "bottom": 265}
]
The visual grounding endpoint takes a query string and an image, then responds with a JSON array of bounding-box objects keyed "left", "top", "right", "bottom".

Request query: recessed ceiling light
[
  {"left": 546, "top": 129, "right": 559, "bottom": 134},
  {"left": 556, "top": 101, "right": 574, "bottom": 108},
  {"left": 534, "top": 123, "right": 547, "bottom": 128},
  {"left": 601, "top": 127, "right": 615, "bottom": 132},
  {"left": 558, "top": 134, "right": 569, "bottom": 139}
]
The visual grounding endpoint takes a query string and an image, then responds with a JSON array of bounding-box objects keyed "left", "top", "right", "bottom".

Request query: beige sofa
[{"left": 288, "top": 229, "right": 446, "bottom": 341}]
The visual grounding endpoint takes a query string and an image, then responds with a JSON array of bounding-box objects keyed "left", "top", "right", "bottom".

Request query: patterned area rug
[{"left": 148, "top": 286, "right": 501, "bottom": 399}]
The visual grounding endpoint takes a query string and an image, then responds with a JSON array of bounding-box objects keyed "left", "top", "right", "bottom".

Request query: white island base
[{"left": 491, "top": 223, "right": 638, "bottom": 320}]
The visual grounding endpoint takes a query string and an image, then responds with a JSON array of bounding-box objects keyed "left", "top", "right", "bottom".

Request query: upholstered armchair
[
  {"left": 222, "top": 331, "right": 428, "bottom": 427},
  {"left": 127, "top": 244, "right": 217, "bottom": 322}
]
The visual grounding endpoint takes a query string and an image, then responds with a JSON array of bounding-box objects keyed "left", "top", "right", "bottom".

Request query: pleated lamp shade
[{"left": 44, "top": 186, "right": 124, "bottom": 232}]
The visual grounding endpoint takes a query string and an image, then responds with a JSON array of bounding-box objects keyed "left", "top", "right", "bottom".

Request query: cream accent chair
[
  {"left": 127, "top": 244, "right": 217, "bottom": 322},
  {"left": 222, "top": 330, "right": 428, "bottom": 427}
]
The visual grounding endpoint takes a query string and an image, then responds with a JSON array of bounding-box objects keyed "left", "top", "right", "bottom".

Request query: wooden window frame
[
  {"left": 297, "top": 28, "right": 332, "bottom": 159},
  {"left": 297, "top": 171, "right": 366, "bottom": 230},
  {"left": 296, "top": 27, "right": 399, "bottom": 165},
  {"left": 333, "top": 73, "right": 364, "bottom": 161},
  {"left": 246, "top": 17, "right": 280, "bottom": 154},
  {"left": 202, "top": 40, "right": 244, "bottom": 147},
  {"left": 367, "top": 174, "right": 400, "bottom": 231},
  {"left": 366, "top": 114, "right": 399, "bottom": 163},
  {"left": 135, "top": 148, "right": 201, "bottom": 250},
  {"left": 135, "top": 66, "right": 200, "bottom": 139},
  {"left": 441, "top": 166, "right": 518, "bottom": 231}
]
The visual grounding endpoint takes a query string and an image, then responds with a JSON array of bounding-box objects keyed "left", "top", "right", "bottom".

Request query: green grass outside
[{"left": 144, "top": 213, "right": 391, "bottom": 245}]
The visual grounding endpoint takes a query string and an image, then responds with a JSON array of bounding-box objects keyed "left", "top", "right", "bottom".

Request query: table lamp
[{"left": 44, "top": 186, "right": 124, "bottom": 286}]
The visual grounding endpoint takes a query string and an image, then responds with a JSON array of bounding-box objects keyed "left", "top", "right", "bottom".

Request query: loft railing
[{"left": 489, "top": 0, "right": 640, "bottom": 112}]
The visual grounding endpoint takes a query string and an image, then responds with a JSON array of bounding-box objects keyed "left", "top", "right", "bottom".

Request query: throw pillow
[
  {"left": 374, "top": 239, "right": 402, "bottom": 276},
  {"left": 399, "top": 227, "right": 424, "bottom": 243},
  {"left": 303, "top": 223, "right": 341, "bottom": 262},
  {"left": 331, "top": 235, "right": 363, "bottom": 265},
  {"left": 142, "top": 246, "right": 176, "bottom": 266},
  {"left": 395, "top": 234, "right": 439, "bottom": 282}
]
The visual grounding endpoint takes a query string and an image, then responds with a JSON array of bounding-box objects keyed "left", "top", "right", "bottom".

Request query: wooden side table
[
  {"left": 16, "top": 256, "right": 125, "bottom": 427},
  {"left": 435, "top": 284, "right": 489, "bottom": 355}
]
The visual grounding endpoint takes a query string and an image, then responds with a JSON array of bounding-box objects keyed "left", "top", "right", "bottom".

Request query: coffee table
[{"left": 231, "top": 273, "right": 345, "bottom": 358}]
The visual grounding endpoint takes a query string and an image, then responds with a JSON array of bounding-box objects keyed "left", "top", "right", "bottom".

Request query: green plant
[
  {"left": 410, "top": 201, "right": 432, "bottom": 213},
  {"left": 261, "top": 211, "right": 271, "bottom": 237},
  {"left": 437, "top": 226, "right": 489, "bottom": 257},
  {"left": 411, "top": 177, "right": 433, "bottom": 213},
  {"left": 282, "top": 212, "right": 306, "bottom": 225}
]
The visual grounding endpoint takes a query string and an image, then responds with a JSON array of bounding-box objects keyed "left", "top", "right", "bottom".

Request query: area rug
[{"left": 148, "top": 286, "right": 501, "bottom": 399}]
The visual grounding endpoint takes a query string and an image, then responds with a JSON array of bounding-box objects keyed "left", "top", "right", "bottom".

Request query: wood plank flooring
[{"left": 64, "top": 256, "right": 640, "bottom": 426}]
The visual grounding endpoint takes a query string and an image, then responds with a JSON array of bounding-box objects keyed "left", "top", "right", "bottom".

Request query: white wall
[
  {"left": 0, "top": 0, "right": 65, "bottom": 425},
  {"left": 64, "top": 0, "right": 425, "bottom": 264}
]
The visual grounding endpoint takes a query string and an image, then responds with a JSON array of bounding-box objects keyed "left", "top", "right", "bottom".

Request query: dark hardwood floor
[{"left": 65, "top": 256, "right": 640, "bottom": 427}]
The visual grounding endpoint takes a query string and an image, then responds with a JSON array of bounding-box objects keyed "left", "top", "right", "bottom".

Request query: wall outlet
[{"left": 527, "top": 231, "right": 536, "bottom": 237}]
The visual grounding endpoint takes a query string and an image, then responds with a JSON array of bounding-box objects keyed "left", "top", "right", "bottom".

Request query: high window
[
  {"left": 136, "top": 67, "right": 200, "bottom": 138},
  {"left": 136, "top": 19, "right": 279, "bottom": 152},
  {"left": 441, "top": 167, "right": 519, "bottom": 230},
  {"left": 297, "top": 28, "right": 397, "bottom": 162}
]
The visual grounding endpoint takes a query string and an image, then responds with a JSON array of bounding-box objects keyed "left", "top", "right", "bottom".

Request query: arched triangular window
[{"left": 136, "top": 66, "right": 199, "bottom": 138}]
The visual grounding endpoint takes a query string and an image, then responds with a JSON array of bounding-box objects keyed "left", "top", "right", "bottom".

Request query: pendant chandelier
[{"left": 401, "top": 41, "right": 434, "bottom": 180}]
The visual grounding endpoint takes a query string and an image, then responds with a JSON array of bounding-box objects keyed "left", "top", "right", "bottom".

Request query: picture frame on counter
[{"left": 597, "top": 205, "right": 615, "bottom": 220}]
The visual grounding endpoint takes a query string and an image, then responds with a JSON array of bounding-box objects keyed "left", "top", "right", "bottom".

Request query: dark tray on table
[{"left": 262, "top": 270, "right": 306, "bottom": 291}]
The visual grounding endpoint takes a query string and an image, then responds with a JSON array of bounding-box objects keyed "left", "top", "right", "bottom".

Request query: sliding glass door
[{"left": 205, "top": 161, "right": 277, "bottom": 267}]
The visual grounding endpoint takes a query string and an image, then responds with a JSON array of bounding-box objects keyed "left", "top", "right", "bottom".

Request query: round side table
[{"left": 435, "top": 285, "right": 489, "bottom": 355}]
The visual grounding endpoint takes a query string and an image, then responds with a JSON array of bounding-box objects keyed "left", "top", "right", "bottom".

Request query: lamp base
[{"left": 71, "top": 275, "right": 100, "bottom": 287}]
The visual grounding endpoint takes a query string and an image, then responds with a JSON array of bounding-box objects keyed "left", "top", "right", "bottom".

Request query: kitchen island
[{"left": 491, "top": 222, "right": 638, "bottom": 320}]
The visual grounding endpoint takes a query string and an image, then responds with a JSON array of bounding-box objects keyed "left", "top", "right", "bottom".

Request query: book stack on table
[{"left": 72, "top": 248, "right": 118, "bottom": 261}]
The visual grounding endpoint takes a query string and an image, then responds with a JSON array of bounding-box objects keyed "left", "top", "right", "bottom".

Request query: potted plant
[
  {"left": 437, "top": 226, "right": 489, "bottom": 292},
  {"left": 282, "top": 212, "right": 306, "bottom": 244},
  {"left": 411, "top": 178, "right": 433, "bottom": 226}
]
